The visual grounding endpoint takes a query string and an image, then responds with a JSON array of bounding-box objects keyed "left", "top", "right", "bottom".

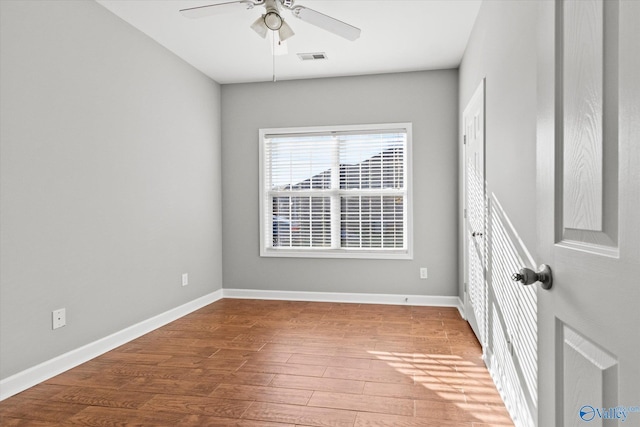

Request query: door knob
[
  {"left": 511, "top": 264, "right": 553, "bottom": 290},
  {"left": 472, "top": 231, "right": 483, "bottom": 237}
]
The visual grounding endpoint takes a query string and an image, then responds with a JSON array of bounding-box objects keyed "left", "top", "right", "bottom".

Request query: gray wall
[
  {"left": 221, "top": 71, "right": 459, "bottom": 296},
  {"left": 0, "top": 0, "right": 222, "bottom": 379},
  {"left": 458, "top": 0, "right": 540, "bottom": 297}
]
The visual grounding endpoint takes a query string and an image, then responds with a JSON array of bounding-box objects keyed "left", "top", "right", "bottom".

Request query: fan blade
[
  {"left": 290, "top": 6, "right": 360, "bottom": 41},
  {"left": 180, "top": 1, "right": 257, "bottom": 19}
]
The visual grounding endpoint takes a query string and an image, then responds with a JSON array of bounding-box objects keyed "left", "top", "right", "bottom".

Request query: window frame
[{"left": 259, "top": 122, "right": 413, "bottom": 259}]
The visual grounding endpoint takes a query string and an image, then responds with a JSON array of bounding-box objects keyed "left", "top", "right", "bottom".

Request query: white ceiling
[{"left": 96, "top": 0, "right": 482, "bottom": 84}]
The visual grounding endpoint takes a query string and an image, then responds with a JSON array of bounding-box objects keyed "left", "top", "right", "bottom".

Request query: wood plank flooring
[{"left": 0, "top": 299, "right": 514, "bottom": 426}]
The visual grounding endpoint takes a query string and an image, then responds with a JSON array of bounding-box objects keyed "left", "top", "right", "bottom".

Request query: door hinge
[
  {"left": 463, "top": 208, "right": 467, "bottom": 219},
  {"left": 464, "top": 282, "right": 468, "bottom": 293},
  {"left": 463, "top": 135, "right": 467, "bottom": 145}
]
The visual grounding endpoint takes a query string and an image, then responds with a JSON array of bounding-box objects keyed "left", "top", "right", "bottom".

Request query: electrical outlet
[
  {"left": 420, "top": 268, "right": 428, "bottom": 279},
  {"left": 182, "top": 273, "right": 189, "bottom": 287},
  {"left": 52, "top": 308, "right": 66, "bottom": 329}
]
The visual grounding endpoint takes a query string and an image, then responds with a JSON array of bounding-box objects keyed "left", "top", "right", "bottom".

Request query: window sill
[{"left": 260, "top": 247, "right": 413, "bottom": 260}]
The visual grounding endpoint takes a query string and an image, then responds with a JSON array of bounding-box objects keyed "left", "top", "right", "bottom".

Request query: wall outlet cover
[{"left": 52, "top": 308, "right": 66, "bottom": 329}]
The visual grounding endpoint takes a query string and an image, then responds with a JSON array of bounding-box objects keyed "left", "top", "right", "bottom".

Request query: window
[{"left": 260, "top": 123, "right": 412, "bottom": 259}]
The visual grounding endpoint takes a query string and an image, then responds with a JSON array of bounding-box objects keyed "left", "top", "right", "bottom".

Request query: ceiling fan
[{"left": 179, "top": 0, "right": 361, "bottom": 42}]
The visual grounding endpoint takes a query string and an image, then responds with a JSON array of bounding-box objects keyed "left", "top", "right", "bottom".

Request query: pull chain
[{"left": 272, "top": 33, "right": 277, "bottom": 82}]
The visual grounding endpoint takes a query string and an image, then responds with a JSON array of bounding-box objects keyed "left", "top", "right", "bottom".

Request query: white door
[
  {"left": 463, "top": 79, "right": 486, "bottom": 345},
  {"left": 537, "top": 1, "right": 640, "bottom": 426}
]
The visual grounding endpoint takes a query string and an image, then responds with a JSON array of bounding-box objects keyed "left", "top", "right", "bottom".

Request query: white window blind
[{"left": 260, "top": 123, "right": 412, "bottom": 259}]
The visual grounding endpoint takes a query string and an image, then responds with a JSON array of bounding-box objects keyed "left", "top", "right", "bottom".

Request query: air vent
[{"left": 297, "top": 52, "right": 328, "bottom": 61}]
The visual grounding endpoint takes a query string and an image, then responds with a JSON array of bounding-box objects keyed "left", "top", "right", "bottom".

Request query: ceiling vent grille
[{"left": 297, "top": 52, "right": 328, "bottom": 61}]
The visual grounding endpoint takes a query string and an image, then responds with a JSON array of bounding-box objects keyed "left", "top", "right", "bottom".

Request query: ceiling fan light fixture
[
  {"left": 264, "top": 11, "right": 282, "bottom": 30},
  {"left": 250, "top": 15, "right": 269, "bottom": 38},
  {"left": 278, "top": 20, "right": 295, "bottom": 41}
]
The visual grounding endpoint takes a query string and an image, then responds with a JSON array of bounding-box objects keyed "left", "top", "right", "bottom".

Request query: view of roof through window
[{"left": 267, "top": 131, "right": 406, "bottom": 189}]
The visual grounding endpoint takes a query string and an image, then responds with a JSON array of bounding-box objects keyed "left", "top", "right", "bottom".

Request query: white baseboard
[
  {"left": 0, "top": 290, "right": 223, "bottom": 401},
  {"left": 223, "top": 288, "right": 464, "bottom": 312},
  {"left": 1, "top": 288, "right": 464, "bottom": 401}
]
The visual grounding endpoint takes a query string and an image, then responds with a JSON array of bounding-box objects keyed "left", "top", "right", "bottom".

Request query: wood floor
[{"left": 0, "top": 299, "right": 513, "bottom": 426}]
